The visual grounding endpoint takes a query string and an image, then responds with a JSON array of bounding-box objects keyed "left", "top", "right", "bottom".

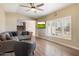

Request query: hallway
[{"left": 35, "top": 37, "right": 79, "bottom": 56}]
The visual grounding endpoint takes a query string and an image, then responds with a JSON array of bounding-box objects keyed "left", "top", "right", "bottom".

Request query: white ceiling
[{"left": 1, "top": 3, "right": 72, "bottom": 18}]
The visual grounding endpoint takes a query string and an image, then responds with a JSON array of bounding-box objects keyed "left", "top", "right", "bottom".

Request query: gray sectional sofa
[{"left": 0, "top": 31, "right": 36, "bottom": 56}]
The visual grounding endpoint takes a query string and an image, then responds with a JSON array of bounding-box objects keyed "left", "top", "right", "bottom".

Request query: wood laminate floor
[
  {"left": 34, "top": 37, "right": 79, "bottom": 56},
  {"left": 1, "top": 37, "right": 79, "bottom": 56}
]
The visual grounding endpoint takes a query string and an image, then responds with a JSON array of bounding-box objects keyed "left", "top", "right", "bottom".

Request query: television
[{"left": 37, "top": 22, "right": 46, "bottom": 29}]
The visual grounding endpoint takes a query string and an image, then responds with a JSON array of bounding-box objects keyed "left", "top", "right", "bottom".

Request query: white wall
[
  {"left": 5, "top": 13, "right": 36, "bottom": 36},
  {"left": 5, "top": 13, "right": 17, "bottom": 31},
  {"left": 0, "top": 6, "right": 6, "bottom": 33}
]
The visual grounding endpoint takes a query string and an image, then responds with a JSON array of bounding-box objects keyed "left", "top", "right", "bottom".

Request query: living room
[{"left": 0, "top": 2, "right": 79, "bottom": 57}]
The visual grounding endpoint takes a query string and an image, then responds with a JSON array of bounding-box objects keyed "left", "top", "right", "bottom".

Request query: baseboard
[{"left": 36, "top": 36, "right": 79, "bottom": 51}]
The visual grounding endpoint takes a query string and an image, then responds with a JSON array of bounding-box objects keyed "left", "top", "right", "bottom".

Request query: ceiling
[{"left": 1, "top": 3, "right": 72, "bottom": 19}]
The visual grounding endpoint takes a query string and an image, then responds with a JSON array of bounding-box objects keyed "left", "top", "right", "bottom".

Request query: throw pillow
[
  {"left": 6, "top": 35, "right": 11, "bottom": 40},
  {"left": 0, "top": 35, "right": 4, "bottom": 41}
]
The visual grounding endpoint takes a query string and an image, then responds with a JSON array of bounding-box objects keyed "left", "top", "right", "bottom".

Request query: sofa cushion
[
  {"left": 11, "top": 37, "right": 19, "bottom": 41},
  {"left": 6, "top": 33, "right": 10, "bottom": 37},
  {"left": 0, "top": 33, "right": 10, "bottom": 41},
  {"left": 13, "top": 32, "right": 17, "bottom": 36},
  {"left": 9, "top": 32, "right": 13, "bottom": 37},
  {"left": 6, "top": 35, "right": 11, "bottom": 40},
  {"left": 21, "top": 31, "right": 27, "bottom": 35},
  {"left": 26, "top": 31, "right": 30, "bottom": 35}
]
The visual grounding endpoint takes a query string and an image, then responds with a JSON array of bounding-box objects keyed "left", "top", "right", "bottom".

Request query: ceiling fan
[{"left": 20, "top": 3, "right": 44, "bottom": 13}]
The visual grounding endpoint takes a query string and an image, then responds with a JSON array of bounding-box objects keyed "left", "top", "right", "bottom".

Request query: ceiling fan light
[{"left": 31, "top": 8, "right": 36, "bottom": 11}]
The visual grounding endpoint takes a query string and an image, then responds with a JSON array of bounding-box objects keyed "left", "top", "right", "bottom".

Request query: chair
[{"left": 14, "top": 42, "right": 35, "bottom": 56}]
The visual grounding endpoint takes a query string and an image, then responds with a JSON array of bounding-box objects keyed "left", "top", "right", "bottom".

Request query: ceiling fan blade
[
  {"left": 20, "top": 5, "right": 31, "bottom": 8},
  {"left": 26, "top": 9, "right": 30, "bottom": 12},
  {"left": 29, "top": 3, "right": 32, "bottom": 6},
  {"left": 29, "top": 3, "right": 35, "bottom": 7},
  {"left": 36, "top": 3, "right": 44, "bottom": 7}
]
